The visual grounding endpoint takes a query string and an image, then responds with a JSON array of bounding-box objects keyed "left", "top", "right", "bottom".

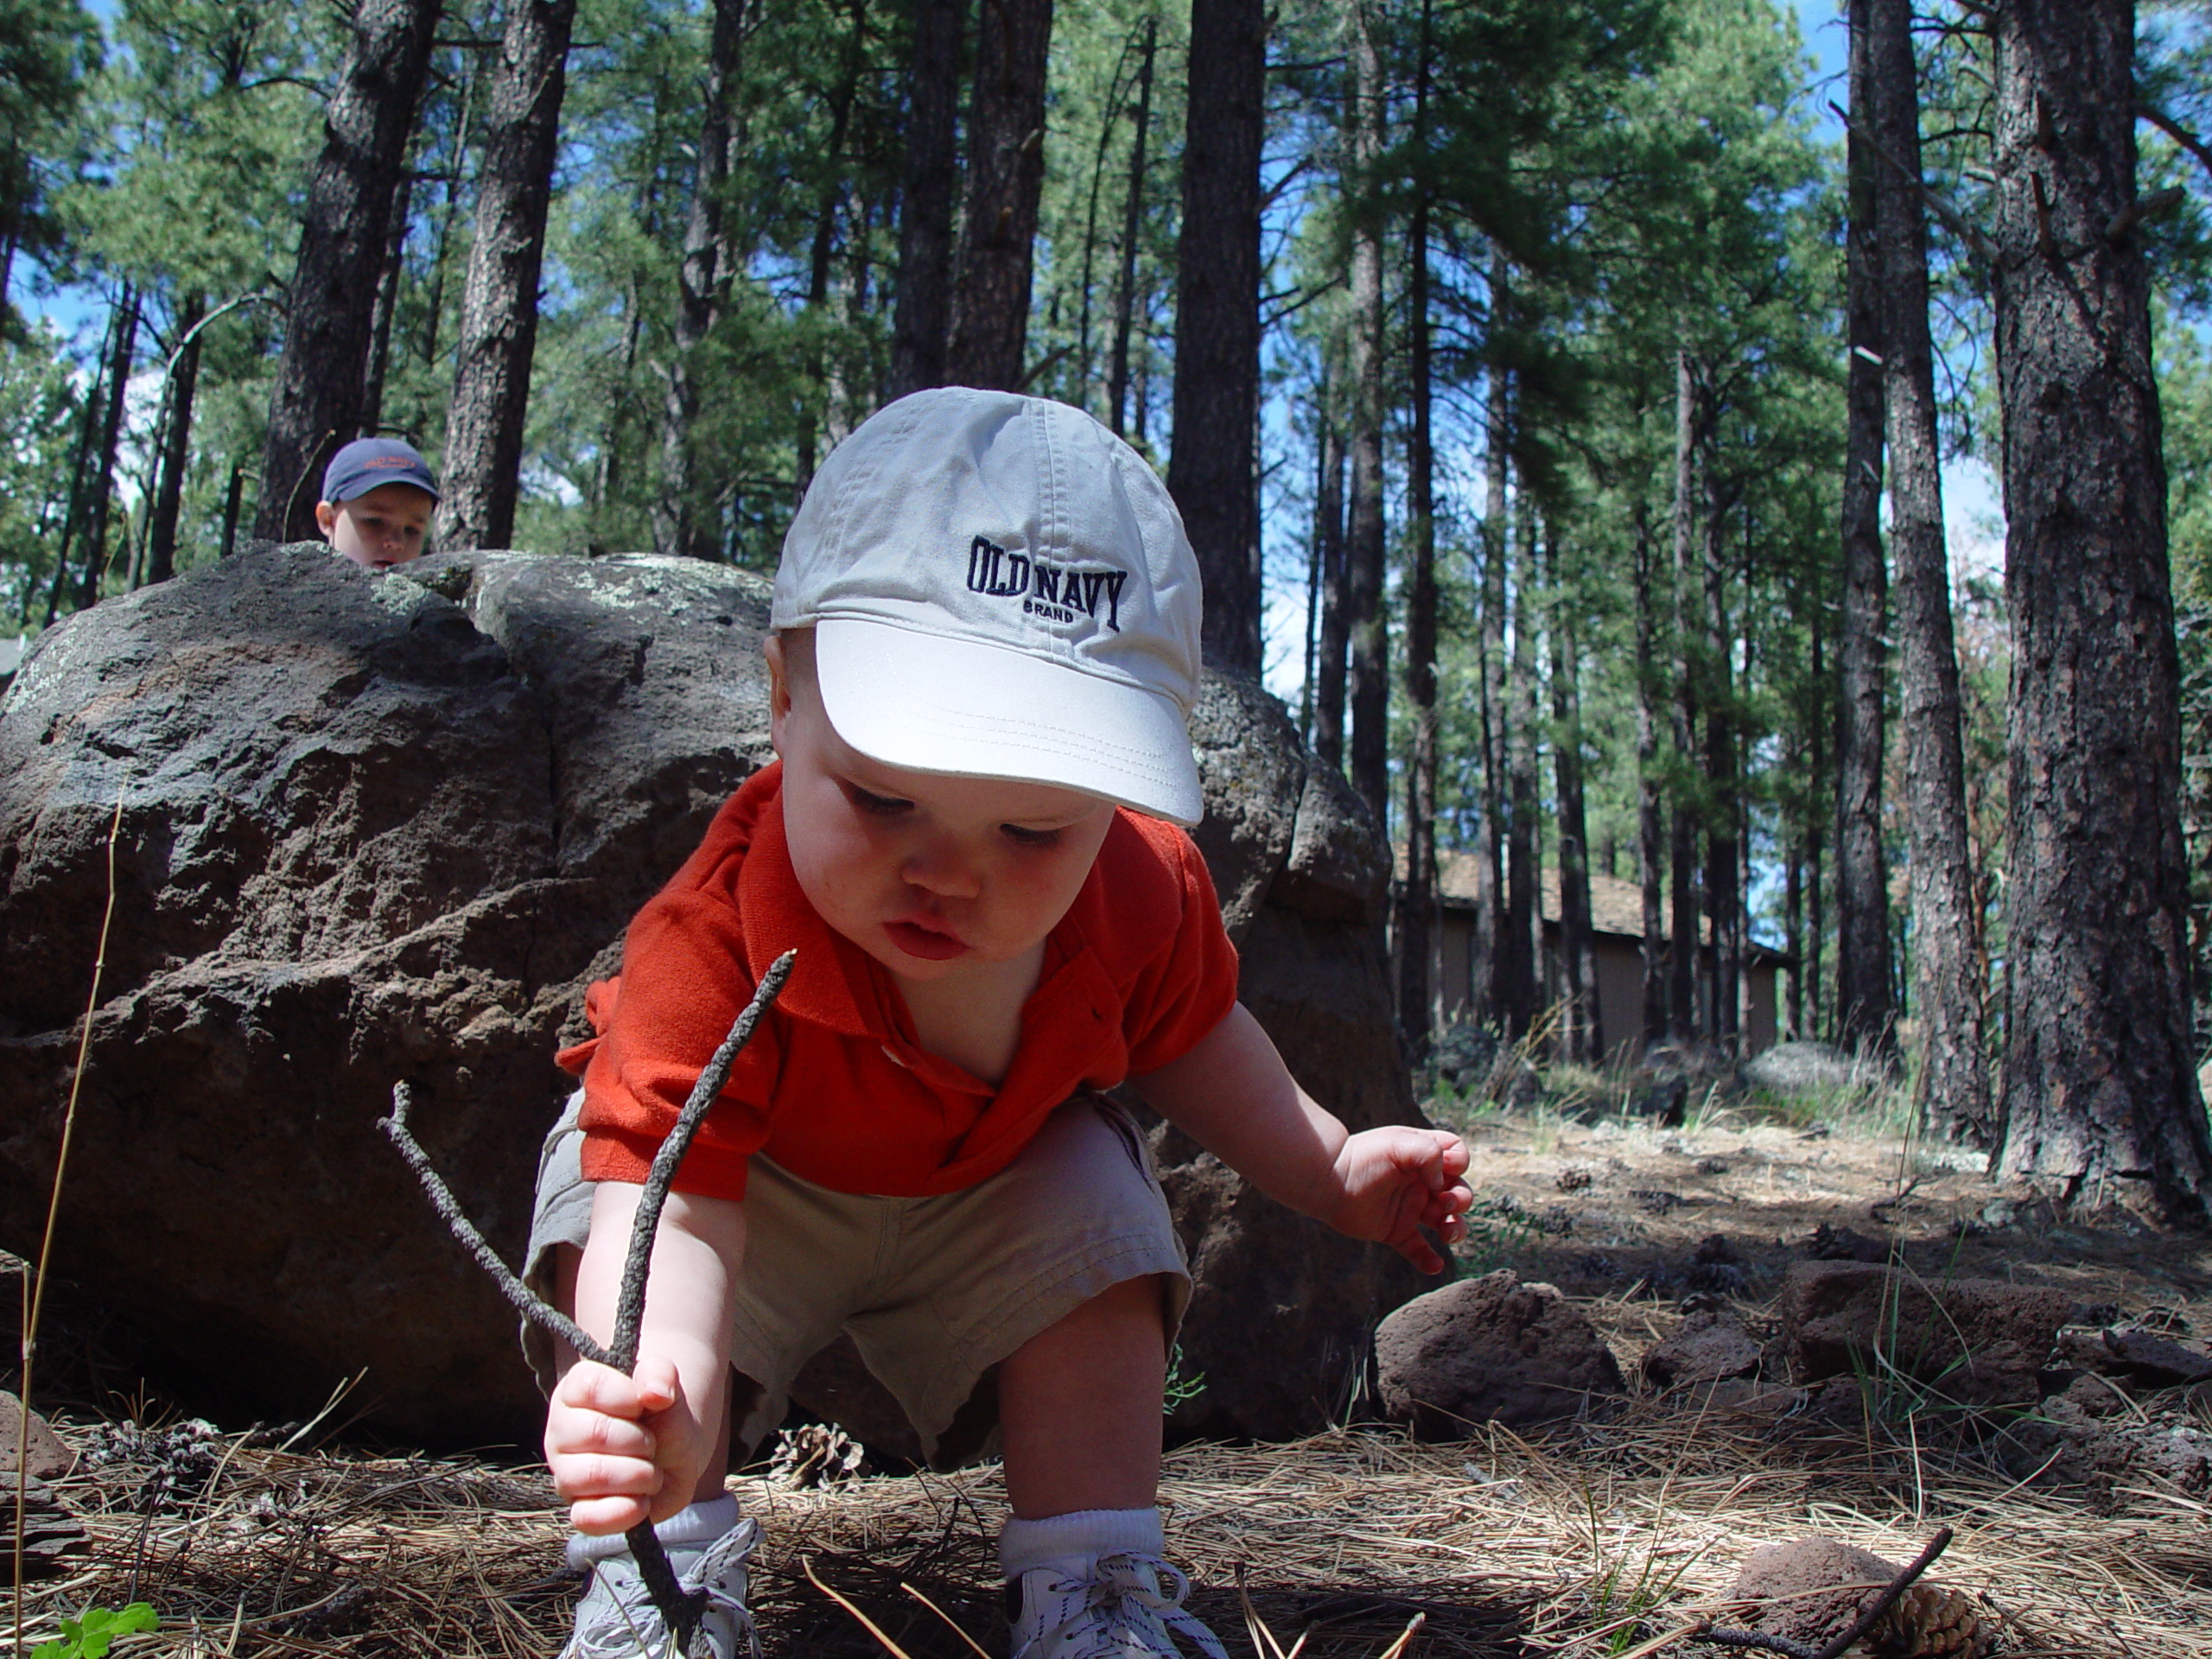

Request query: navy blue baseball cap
[{"left": 322, "top": 437, "right": 439, "bottom": 504}]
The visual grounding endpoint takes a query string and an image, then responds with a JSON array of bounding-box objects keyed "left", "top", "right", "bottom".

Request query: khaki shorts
[{"left": 524, "top": 1089, "right": 1191, "bottom": 1466}]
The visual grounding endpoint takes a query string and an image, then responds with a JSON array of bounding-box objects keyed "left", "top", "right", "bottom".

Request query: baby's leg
[{"left": 998, "top": 1273, "right": 1168, "bottom": 1517}]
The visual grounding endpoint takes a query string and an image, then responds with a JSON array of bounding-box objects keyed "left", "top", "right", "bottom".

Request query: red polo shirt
[{"left": 562, "top": 762, "right": 1239, "bottom": 1199}]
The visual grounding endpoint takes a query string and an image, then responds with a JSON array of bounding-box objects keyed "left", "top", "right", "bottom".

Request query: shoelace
[
  {"left": 572, "top": 1523, "right": 760, "bottom": 1659},
  {"left": 1025, "top": 1554, "right": 1229, "bottom": 1659}
]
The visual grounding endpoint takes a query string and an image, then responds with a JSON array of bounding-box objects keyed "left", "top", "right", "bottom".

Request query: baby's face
[
  {"left": 317, "top": 483, "right": 434, "bottom": 570},
  {"left": 768, "top": 635, "right": 1116, "bottom": 986}
]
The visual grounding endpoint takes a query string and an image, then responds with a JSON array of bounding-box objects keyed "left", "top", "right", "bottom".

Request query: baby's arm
[
  {"left": 1130, "top": 1002, "right": 1471, "bottom": 1274},
  {"left": 544, "top": 1181, "right": 747, "bottom": 1534}
]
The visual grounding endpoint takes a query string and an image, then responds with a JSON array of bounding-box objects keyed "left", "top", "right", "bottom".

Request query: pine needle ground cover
[
  {"left": 7, "top": 1109, "right": 2209, "bottom": 1659},
  {"left": 4, "top": 1405, "right": 2208, "bottom": 1659}
]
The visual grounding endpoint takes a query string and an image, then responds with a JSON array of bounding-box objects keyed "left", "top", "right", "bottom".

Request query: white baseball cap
[{"left": 771, "top": 387, "right": 1205, "bottom": 825}]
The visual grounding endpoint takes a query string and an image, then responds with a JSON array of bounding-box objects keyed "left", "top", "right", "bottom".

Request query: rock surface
[
  {"left": 0, "top": 546, "right": 1427, "bottom": 1446},
  {"left": 1641, "top": 1311, "right": 1762, "bottom": 1392},
  {"left": 0, "top": 1392, "right": 74, "bottom": 1478},
  {"left": 1726, "top": 1537, "right": 1898, "bottom": 1648},
  {"left": 1374, "top": 1269, "right": 1624, "bottom": 1434},
  {"left": 1777, "top": 1261, "right": 2072, "bottom": 1409}
]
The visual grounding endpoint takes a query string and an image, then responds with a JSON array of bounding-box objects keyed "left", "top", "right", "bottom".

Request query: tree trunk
[
  {"left": 1785, "top": 814, "right": 1805, "bottom": 1038},
  {"left": 1395, "top": 0, "right": 1436, "bottom": 1054},
  {"left": 1635, "top": 502, "right": 1665, "bottom": 1050},
  {"left": 418, "top": 48, "right": 475, "bottom": 374},
  {"left": 146, "top": 291, "right": 207, "bottom": 586},
  {"left": 1872, "top": 0, "right": 1988, "bottom": 1143},
  {"left": 794, "top": 0, "right": 872, "bottom": 498},
  {"left": 1478, "top": 311, "right": 1510, "bottom": 1025},
  {"left": 1668, "top": 347, "right": 1700, "bottom": 1040},
  {"left": 1550, "top": 528, "right": 1597, "bottom": 1060},
  {"left": 1344, "top": 6, "right": 1389, "bottom": 827},
  {"left": 1169, "top": 0, "right": 1265, "bottom": 676},
  {"left": 438, "top": 0, "right": 578, "bottom": 552},
  {"left": 656, "top": 0, "right": 753, "bottom": 556},
  {"left": 1313, "top": 396, "right": 1348, "bottom": 769},
  {"left": 889, "top": 0, "right": 963, "bottom": 398},
  {"left": 947, "top": 0, "right": 1050, "bottom": 390},
  {"left": 257, "top": 0, "right": 442, "bottom": 541},
  {"left": 219, "top": 461, "right": 245, "bottom": 559},
  {"left": 1834, "top": 0, "right": 1896, "bottom": 1053},
  {"left": 1701, "top": 432, "right": 1740, "bottom": 1052},
  {"left": 1107, "top": 17, "right": 1155, "bottom": 438},
  {"left": 1808, "top": 620, "right": 1828, "bottom": 1037},
  {"left": 1502, "top": 496, "right": 1541, "bottom": 1040},
  {"left": 1991, "top": 0, "right": 2212, "bottom": 1224},
  {"left": 78, "top": 284, "right": 140, "bottom": 608},
  {"left": 361, "top": 163, "right": 414, "bottom": 433}
]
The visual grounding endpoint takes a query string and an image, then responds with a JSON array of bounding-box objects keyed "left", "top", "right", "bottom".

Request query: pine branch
[
  {"left": 380, "top": 948, "right": 797, "bottom": 1656},
  {"left": 2139, "top": 100, "right": 2212, "bottom": 186},
  {"left": 1827, "top": 100, "right": 1999, "bottom": 264}
]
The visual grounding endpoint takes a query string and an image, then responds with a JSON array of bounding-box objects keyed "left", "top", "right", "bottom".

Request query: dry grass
[{"left": 6, "top": 1389, "right": 2208, "bottom": 1659}]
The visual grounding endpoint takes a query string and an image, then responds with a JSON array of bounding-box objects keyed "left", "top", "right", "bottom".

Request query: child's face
[
  {"left": 766, "top": 633, "right": 1117, "bottom": 985},
  {"left": 316, "top": 483, "right": 434, "bottom": 570}
]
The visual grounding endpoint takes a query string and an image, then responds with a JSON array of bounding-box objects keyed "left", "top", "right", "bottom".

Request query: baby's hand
[
  {"left": 544, "top": 1353, "right": 706, "bottom": 1534},
  {"left": 1325, "top": 1127, "right": 1473, "bottom": 1274}
]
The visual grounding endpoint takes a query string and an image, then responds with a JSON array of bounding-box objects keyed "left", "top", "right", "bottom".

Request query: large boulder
[{"left": 0, "top": 545, "right": 1427, "bottom": 1447}]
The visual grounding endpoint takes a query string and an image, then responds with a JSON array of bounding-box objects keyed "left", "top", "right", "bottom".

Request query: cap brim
[{"left": 814, "top": 619, "right": 1205, "bottom": 826}]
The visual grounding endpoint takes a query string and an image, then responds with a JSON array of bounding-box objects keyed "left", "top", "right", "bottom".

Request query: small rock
[
  {"left": 0, "top": 1393, "right": 74, "bottom": 1479},
  {"left": 1631, "top": 1189, "right": 1683, "bottom": 1216},
  {"left": 2056, "top": 1326, "right": 2212, "bottom": 1389},
  {"left": 1376, "top": 1270, "right": 1626, "bottom": 1436},
  {"left": 1802, "top": 1223, "right": 1890, "bottom": 1263},
  {"left": 0, "top": 1478, "right": 86, "bottom": 1584},
  {"left": 1742, "top": 1041, "right": 1877, "bottom": 1094},
  {"left": 1630, "top": 1077, "right": 1688, "bottom": 1127},
  {"left": 1695, "top": 1156, "right": 1730, "bottom": 1175},
  {"left": 1980, "top": 1197, "right": 2018, "bottom": 1230},
  {"left": 2052, "top": 1370, "right": 2131, "bottom": 1419},
  {"left": 1727, "top": 1536, "right": 1898, "bottom": 1649},
  {"left": 1778, "top": 1262, "right": 2073, "bottom": 1410},
  {"left": 1682, "top": 1260, "right": 1749, "bottom": 1297},
  {"left": 1643, "top": 1311, "right": 1762, "bottom": 1391}
]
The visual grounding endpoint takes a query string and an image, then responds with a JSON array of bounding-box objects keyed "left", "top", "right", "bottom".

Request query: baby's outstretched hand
[
  {"left": 1325, "top": 1127, "right": 1473, "bottom": 1274},
  {"left": 544, "top": 1353, "right": 705, "bottom": 1535}
]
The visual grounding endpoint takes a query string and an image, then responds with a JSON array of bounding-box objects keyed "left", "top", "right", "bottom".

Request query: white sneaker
[
  {"left": 1007, "top": 1553, "right": 1230, "bottom": 1659},
  {"left": 560, "top": 1519, "right": 760, "bottom": 1659}
]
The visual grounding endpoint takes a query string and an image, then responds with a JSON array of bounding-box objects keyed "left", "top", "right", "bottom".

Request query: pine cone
[{"left": 1867, "top": 1582, "right": 1998, "bottom": 1658}]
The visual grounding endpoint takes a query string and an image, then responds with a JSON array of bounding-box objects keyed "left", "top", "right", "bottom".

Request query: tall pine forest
[{"left": 5, "top": 0, "right": 2212, "bottom": 1224}]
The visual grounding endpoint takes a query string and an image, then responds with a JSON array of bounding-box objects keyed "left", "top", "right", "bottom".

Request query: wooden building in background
[{"left": 1417, "top": 852, "right": 1783, "bottom": 1060}]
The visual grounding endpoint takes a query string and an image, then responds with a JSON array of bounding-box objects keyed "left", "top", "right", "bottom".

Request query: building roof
[{"left": 1415, "top": 848, "right": 1789, "bottom": 963}]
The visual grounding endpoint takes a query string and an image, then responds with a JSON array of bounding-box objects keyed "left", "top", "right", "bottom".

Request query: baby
[{"left": 526, "top": 388, "right": 1473, "bottom": 1658}]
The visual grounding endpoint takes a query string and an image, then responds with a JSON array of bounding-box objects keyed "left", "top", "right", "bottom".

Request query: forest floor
[{"left": 6, "top": 1069, "right": 2210, "bottom": 1659}]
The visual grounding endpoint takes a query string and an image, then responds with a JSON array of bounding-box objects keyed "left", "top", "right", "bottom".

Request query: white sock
[
  {"left": 999, "top": 1507, "right": 1164, "bottom": 1581},
  {"left": 568, "top": 1494, "right": 742, "bottom": 1567}
]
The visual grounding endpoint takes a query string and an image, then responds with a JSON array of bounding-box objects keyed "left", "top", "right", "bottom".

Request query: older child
[
  {"left": 315, "top": 437, "right": 436, "bottom": 570},
  {"left": 530, "top": 389, "right": 1471, "bottom": 1659}
]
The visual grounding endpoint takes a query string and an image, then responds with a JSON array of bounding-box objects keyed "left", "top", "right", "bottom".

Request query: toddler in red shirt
[{"left": 527, "top": 388, "right": 1473, "bottom": 1659}]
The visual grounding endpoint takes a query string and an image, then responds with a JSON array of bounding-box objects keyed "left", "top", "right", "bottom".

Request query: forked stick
[{"left": 381, "top": 949, "right": 797, "bottom": 1655}]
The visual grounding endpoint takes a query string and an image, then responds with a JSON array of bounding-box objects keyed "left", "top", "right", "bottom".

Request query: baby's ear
[{"left": 763, "top": 634, "right": 792, "bottom": 728}]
